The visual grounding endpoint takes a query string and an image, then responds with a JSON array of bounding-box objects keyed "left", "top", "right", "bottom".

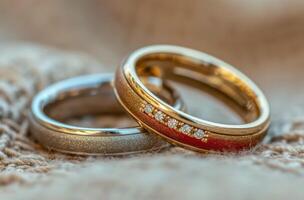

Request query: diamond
[
  {"left": 154, "top": 111, "right": 165, "bottom": 122},
  {"left": 194, "top": 129, "right": 205, "bottom": 139},
  {"left": 144, "top": 104, "right": 153, "bottom": 114},
  {"left": 167, "top": 119, "right": 178, "bottom": 129},
  {"left": 179, "top": 124, "right": 192, "bottom": 134}
]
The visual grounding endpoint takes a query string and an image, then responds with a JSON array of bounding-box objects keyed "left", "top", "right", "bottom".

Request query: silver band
[{"left": 29, "top": 73, "right": 183, "bottom": 155}]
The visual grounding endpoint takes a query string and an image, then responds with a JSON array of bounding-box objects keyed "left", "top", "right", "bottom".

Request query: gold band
[
  {"left": 114, "top": 45, "right": 271, "bottom": 152},
  {"left": 29, "top": 74, "right": 183, "bottom": 155}
]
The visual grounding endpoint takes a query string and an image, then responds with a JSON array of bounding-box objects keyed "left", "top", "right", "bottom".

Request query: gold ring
[
  {"left": 29, "top": 73, "right": 184, "bottom": 155},
  {"left": 114, "top": 45, "right": 271, "bottom": 152}
]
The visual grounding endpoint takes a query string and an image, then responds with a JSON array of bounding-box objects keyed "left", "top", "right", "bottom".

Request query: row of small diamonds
[{"left": 141, "top": 103, "right": 208, "bottom": 141}]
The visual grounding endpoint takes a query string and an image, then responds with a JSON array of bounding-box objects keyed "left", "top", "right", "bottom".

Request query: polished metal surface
[
  {"left": 114, "top": 45, "right": 271, "bottom": 152},
  {"left": 30, "top": 73, "right": 183, "bottom": 155}
]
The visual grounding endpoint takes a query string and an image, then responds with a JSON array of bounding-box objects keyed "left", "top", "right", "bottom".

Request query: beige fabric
[
  {"left": 1, "top": 1, "right": 304, "bottom": 199},
  {"left": 0, "top": 45, "right": 304, "bottom": 200}
]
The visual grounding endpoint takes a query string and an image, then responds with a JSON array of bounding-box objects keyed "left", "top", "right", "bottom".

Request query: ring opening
[
  {"left": 135, "top": 53, "right": 260, "bottom": 124},
  {"left": 42, "top": 78, "right": 182, "bottom": 128}
]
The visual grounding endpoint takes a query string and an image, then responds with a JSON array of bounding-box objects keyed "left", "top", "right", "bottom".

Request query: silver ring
[{"left": 29, "top": 73, "right": 183, "bottom": 155}]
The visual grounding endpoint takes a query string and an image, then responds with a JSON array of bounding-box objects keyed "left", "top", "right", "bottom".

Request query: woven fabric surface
[{"left": 0, "top": 44, "right": 304, "bottom": 200}]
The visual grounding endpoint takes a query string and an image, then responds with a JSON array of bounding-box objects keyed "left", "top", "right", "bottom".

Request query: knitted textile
[{"left": 0, "top": 45, "right": 304, "bottom": 200}]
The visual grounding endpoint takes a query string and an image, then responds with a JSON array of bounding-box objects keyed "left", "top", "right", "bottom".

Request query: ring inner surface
[
  {"left": 44, "top": 80, "right": 181, "bottom": 128},
  {"left": 135, "top": 53, "right": 260, "bottom": 124}
]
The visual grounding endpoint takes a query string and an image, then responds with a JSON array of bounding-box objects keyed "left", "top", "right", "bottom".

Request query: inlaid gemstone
[
  {"left": 167, "top": 119, "right": 178, "bottom": 129},
  {"left": 194, "top": 129, "right": 205, "bottom": 139},
  {"left": 144, "top": 104, "right": 153, "bottom": 114},
  {"left": 179, "top": 124, "right": 192, "bottom": 134},
  {"left": 154, "top": 111, "right": 165, "bottom": 122}
]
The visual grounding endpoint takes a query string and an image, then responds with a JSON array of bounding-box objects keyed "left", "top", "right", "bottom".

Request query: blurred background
[{"left": 1, "top": 0, "right": 304, "bottom": 123}]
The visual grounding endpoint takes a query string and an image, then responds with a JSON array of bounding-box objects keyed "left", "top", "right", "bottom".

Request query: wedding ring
[
  {"left": 29, "top": 73, "right": 183, "bottom": 155},
  {"left": 114, "top": 45, "right": 270, "bottom": 152}
]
